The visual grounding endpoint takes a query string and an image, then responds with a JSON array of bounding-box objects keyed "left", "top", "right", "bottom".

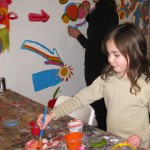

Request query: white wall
[
  {"left": 0, "top": 0, "right": 149, "bottom": 106},
  {"left": 0, "top": 0, "right": 90, "bottom": 105}
]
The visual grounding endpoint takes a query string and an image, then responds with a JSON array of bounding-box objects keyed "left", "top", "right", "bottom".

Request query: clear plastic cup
[{"left": 67, "top": 119, "right": 84, "bottom": 133}]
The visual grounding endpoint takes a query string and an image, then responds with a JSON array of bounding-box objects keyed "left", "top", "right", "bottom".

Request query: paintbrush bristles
[{"left": 37, "top": 139, "right": 42, "bottom": 150}]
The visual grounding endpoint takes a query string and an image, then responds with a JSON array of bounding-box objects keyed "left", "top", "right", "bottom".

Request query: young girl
[{"left": 37, "top": 23, "right": 150, "bottom": 148}]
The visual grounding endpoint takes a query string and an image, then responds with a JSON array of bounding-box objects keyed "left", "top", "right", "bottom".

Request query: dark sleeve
[
  {"left": 77, "top": 34, "right": 88, "bottom": 49},
  {"left": 77, "top": 9, "right": 119, "bottom": 51},
  {"left": 87, "top": 9, "right": 119, "bottom": 50},
  {"left": 76, "top": 13, "right": 91, "bottom": 49},
  {"left": 77, "top": 11, "right": 105, "bottom": 51}
]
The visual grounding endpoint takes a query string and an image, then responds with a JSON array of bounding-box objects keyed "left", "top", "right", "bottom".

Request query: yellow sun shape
[{"left": 58, "top": 64, "right": 74, "bottom": 81}]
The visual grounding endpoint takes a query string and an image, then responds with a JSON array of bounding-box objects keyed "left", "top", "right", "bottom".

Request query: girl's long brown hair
[{"left": 101, "top": 23, "right": 150, "bottom": 94}]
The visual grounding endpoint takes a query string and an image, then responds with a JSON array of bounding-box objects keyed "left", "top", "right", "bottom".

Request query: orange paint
[
  {"left": 59, "top": 0, "right": 68, "bottom": 4},
  {"left": 37, "top": 140, "right": 43, "bottom": 150},
  {"left": 64, "top": 132, "right": 82, "bottom": 150},
  {"left": 62, "top": 14, "right": 69, "bottom": 24}
]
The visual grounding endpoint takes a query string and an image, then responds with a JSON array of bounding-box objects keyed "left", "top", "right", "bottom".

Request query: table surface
[{"left": 0, "top": 89, "right": 146, "bottom": 150}]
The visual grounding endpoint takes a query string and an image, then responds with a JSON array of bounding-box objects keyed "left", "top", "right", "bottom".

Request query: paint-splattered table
[{"left": 0, "top": 89, "right": 147, "bottom": 150}]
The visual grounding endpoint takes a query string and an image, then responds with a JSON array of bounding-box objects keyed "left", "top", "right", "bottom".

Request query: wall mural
[
  {"left": 0, "top": 0, "right": 18, "bottom": 54},
  {"left": 116, "top": 0, "right": 149, "bottom": 42},
  {"left": 61, "top": 1, "right": 95, "bottom": 28},
  {"left": 60, "top": 0, "right": 149, "bottom": 45},
  {"left": 59, "top": 0, "right": 69, "bottom": 4},
  {"left": 21, "top": 40, "right": 73, "bottom": 92},
  {"left": 0, "top": 0, "right": 149, "bottom": 96},
  {"left": 28, "top": 9, "right": 50, "bottom": 22}
]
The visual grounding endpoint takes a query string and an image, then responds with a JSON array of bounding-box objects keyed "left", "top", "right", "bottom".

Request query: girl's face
[{"left": 106, "top": 39, "right": 128, "bottom": 77}]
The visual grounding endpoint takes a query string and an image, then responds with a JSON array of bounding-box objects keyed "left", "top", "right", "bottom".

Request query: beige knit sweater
[{"left": 52, "top": 75, "right": 150, "bottom": 148}]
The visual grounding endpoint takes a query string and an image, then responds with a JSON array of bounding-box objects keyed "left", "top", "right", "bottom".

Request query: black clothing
[{"left": 77, "top": 0, "right": 119, "bottom": 131}]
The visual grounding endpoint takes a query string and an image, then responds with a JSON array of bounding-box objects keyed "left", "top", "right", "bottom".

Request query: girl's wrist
[{"left": 49, "top": 111, "right": 56, "bottom": 120}]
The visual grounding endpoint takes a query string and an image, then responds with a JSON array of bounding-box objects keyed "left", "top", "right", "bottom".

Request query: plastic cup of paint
[
  {"left": 0, "top": 137, "right": 4, "bottom": 144},
  {"left": 64, "top": 132, "right": 83, "bottom": 150},
  {"left": 28, "top": 121, "right": 40, "bottom": 136},
  {"left": 25, "top": 139, "right": 38, "bottom": 150},
  {"left": 67, "top": 119, "right": 84, "bottom": 133}
]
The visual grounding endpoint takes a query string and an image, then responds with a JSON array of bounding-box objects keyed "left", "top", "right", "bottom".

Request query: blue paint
[
  {"left": 21, "top": 40, "right": 64, "bottom": 65},
  {"left": 3, "top": 119, "right": 19, "bottom": 127},
  {"left": 69, "top": 25, "right": 77, "bottom": 29},
  {"left": 32, "top": 69, "right": 62, "bottom": 92}
]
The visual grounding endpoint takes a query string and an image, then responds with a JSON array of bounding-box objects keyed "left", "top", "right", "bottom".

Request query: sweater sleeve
[
  {"left": 136, "top": 126, "right": 150, "bottom": 144},
  {"left": 136, "top": 88, "right": 150, "bottom": 145},
  {"left": 51, "top": 96, "right": 84, "bottom": 119},
  {"left": 51, "top": 76, "right": 105, "bottom": 119},
  {"left": 136, "top": 101, "right": 150, "bottom": 144}
]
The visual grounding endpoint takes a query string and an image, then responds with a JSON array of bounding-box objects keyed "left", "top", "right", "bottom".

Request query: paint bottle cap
[{"left": 3, "top": 119, "right": 19, "bottom": 127}]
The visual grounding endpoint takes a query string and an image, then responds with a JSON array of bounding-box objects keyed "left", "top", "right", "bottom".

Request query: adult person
[{"left": 67, "top": 0, "right": 119, "bottom": 130}]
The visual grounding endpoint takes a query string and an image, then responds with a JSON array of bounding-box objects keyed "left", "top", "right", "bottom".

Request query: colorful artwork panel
[{"left": 117, "top": 0, "right": 149, "bottom": 36}]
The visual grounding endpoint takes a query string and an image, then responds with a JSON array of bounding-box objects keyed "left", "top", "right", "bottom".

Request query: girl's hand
[
  {"left": 37, "top": 112, "right": 55, "bottom": 130},
  {"left": 68, "top": 26, "right": 81, "bottom": 39},
  {"left": 127, "top": 134, "right": 141, "bottom": 147}
]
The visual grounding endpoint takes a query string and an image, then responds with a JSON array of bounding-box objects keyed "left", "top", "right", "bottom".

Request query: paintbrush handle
[
  {"left": 42, "top": 107, "right": 47, "bottom": 124},
  {"left": 39, "top": 107, "right": 47, "bottom": 138}
]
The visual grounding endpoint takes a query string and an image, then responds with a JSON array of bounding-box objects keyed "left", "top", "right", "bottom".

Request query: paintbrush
[{"left": 37, "top": 106, "right": 47, "bottom": 149}]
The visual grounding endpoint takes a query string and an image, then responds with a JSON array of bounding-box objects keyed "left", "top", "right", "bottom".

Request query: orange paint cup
[{"left": 64, "top": 132, "right": 82, "bottom": 150}]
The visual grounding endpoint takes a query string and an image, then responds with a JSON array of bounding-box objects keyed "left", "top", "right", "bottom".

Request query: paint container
[
  {"left": 0, "top": 137, "right": 4, "bottom": 144},
  {"left": 3, "top": 119, "right": 19, "bottom": 127},
  {"left": 25, "top": 139, "right": 38, "bottom": 150},
  {"left": 112, "top": 142, "right": 137, "bottom": 150},
  {"left": 67, "top": 119, "right": 84, "bottom": 133},
  {"left": 0, "top": 77, "right": 6, "bottom": 95},
  {"left": 29, "top": 121, "right": 40, "bottom": 136},
  {"left": 64, "top": 132, "right": 83, "bottom": 150}
]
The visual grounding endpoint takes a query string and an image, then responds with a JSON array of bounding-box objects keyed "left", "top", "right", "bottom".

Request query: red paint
[
  {"left": 29, "top": 121, "right": 40, "bottom": 136},
  {"left": 66, "top": 5, "right": 78, "bottom": 20},
  {"left": 81, "top": 0, "right": 90, "bottom": 6},
  {"left": 28, "top": 9, "right": 50, "bottom": 22},
  {"left": 48, "top": 98, "right": 57, "bottom": 108},
  {"left": 8, "top": 12, "right": 18, "bottom": 20}
]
